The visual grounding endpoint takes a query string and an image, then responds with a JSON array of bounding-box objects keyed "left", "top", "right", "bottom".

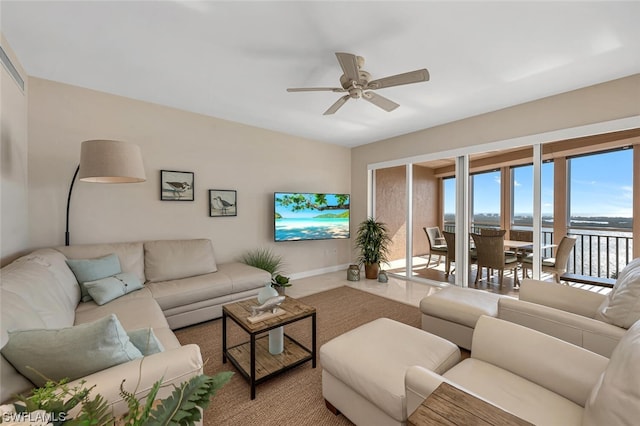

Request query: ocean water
[{"left": 275, "top": 218, "right": 349, "bottom": 241}]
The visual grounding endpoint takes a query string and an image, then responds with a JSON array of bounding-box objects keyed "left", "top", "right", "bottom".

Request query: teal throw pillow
[
  {"left": 127, "top": 328, "right": 165, "bottom": 356},
  {"left": 0, "top": 314, "right": 142, "bottom": 387},
  {"left": 66, "top": 253, "right": 122, "bottom": 302},
  {"left": 83, "top": 272, "right": 144, "bottom": 306}
]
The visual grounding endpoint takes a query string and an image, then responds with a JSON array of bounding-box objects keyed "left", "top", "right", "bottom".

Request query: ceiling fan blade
[
  {"left": 324, "top": 95, "right": 350, "bottom": 115},
  {"left": 367, "top": 69, "right": 430, "bottom": 90},
  {"left": 287, "top": 87, "right": 345, "bottom": 92},
  {"left": 363, "top": 91, "right": 400, "bottom": 112},
  {"left": 335, "top": 52, "right": 360, "bottom": 85}
]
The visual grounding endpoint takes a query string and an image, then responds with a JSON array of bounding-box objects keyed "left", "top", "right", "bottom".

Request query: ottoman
[
  {"left": 420, "top": 286, "right": 502, "bottom": 350},
  {"left": 320, "top": 318, "right": 460, "bottom": 426}
]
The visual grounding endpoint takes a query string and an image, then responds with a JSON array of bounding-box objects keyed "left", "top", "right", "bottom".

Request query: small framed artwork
[
  {"left": 160, "top": 170, "right": 194, "bottom": 201},
  {"left": 209, "top": 189, "right": 237, "bottom": 217}
]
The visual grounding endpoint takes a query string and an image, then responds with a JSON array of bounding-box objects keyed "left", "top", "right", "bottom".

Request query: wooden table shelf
[{"left": 222, "top": 296, "right": 316, "bottom": 399}]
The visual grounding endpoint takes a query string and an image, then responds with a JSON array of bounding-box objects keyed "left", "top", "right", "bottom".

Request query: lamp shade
[{"left": 78, "top": 140, "right": 146, "bottom": 183}]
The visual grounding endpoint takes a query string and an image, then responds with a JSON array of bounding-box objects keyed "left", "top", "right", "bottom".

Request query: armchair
[{"left": 406, "top": 315, "right": 640, "bottom": 426}]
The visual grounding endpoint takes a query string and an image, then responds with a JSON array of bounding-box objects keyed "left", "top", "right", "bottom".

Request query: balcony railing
[
  {"left": 443, "top": 222, "right": 634, "bottom": 279},
  {"left": 568, "top": 230, "right": 634, "bottom": 279}
]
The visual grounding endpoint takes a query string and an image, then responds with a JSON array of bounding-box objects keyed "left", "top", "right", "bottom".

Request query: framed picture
[
  {"left": 209, "top": 189, "right": 237, "bottom": 217},
  {"left": 160, "top": 170, "right": 194, "bottom": 201}
]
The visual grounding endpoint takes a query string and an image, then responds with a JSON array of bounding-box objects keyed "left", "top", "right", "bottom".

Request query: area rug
[{"left": 174, "top": 286, "right": 422, "bottom": 425}]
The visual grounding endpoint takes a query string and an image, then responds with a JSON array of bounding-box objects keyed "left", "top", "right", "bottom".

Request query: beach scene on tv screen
[{"left": 275, "top": 193, "right": 350, "bottom": 241}]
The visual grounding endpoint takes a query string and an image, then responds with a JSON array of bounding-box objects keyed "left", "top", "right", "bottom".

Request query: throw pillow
[
  {"left": 127, "top": 328, "right": 165, "bottom": 356},
  {"left": 0, "top": 314, "right": 142, "bottom": 387},
  {"left": 583, "top": 319, "right": 640, "bottom": 426},
  {"left": 66, "top": 254, "right": 122, "bottom": 302},
  {"left": 595, "top": 257, "right": 640, "bottom": 328},
  {"left": 83, "top": 272, "right": 144, "bottom": 306}
]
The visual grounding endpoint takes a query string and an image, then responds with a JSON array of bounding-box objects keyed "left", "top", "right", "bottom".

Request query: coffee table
[{"left": 222, "top": 296, "right": 316, "bottom": 399}]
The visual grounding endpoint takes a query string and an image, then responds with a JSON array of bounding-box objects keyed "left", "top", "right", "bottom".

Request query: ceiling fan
[{"left": 287, "top": 52, "right": 429, "bottom": 115}]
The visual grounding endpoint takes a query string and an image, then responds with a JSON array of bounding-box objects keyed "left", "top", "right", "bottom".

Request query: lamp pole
[{"left": 65, "top": 165, "right": 80, "bottom": 246}]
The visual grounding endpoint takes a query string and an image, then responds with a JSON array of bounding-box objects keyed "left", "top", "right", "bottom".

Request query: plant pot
[
  {"left": 275, "top": 286, "right": 286, "bottom": 296},
  {"left": 364, "top": 263, "right": 379, "bottom": 279}
]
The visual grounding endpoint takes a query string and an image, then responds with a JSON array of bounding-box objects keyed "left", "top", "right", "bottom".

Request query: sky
[
  {"left": 274, "top": 193, "right": 349, "bottom": 218},
  {"left": 444, "top": 148, "right": 633, "bottom": 218}
]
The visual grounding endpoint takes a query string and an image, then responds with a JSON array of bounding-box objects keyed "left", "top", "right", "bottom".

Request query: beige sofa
[
  {"left": 421, "top": 256, "right": 640, "bottom": 357},
  {"left": 406, "top": 315, "right": 640, "bottom": 426},
  {"left": 1, "top": 238, "right": 270, "bottom": 416},
  {"left": 498, "top": 278, "right": 627, "bottom": 357}
]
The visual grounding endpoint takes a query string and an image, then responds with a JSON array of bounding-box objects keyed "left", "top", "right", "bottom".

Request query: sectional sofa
[{"left": 0, "top": 238, "right": 271, "bottom": 417}]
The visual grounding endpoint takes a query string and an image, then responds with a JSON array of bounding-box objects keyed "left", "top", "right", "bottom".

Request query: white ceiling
[{"left": 2, "top": 1, "right": 639, "bottom": 148}]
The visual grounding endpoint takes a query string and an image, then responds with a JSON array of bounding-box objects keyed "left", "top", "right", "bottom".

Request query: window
[
  {"left": 471, "top": 169, "right": 501, "bottom": 230},
  {"left": 511, "top": 161, "right": 554, "bottom": 228},
  {"left": 568, "top": 148, "right": 632, "bottom": 230},
  {"left": 443, "top": 177, "right": 455, "bottom": 231}
]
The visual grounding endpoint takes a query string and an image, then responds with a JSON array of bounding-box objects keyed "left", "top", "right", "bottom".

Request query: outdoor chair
[
  {"left": 423, "top": 227, "right": 447, "bottom": 267},
  {"left": 441, "top": 231, "right": 477, "bottom": 277},
  {"left": 521, "top": 236, "right": 577, "bottom": 283},
  {"left": 442, "top": 231, "right": 456, "bottom": 276},
  {"left": 471, "top": 232, "right": 519, "bottom": 287}
]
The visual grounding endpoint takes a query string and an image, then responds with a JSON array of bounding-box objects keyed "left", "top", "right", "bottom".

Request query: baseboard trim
[{"left": 290, "top": 263, "right": 350, "bottom": 280}]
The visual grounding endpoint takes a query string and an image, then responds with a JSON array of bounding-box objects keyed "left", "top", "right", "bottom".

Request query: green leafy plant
[
  {"left": 7, "top": 378, "right": 112, "bottom": 426},
  {"left": 5, "top": 372, "right": 233, "bottom": 426},
  {"left": 120, "top": 372, "right": 233, "bottom": 425},
  {"left": 240, "top": 248, "right": 283, "bottom": 275},
  {"left": 271, "top": 274, "right": 291, "bottom": 288},
  {"left": 355, "top": 217, "right": 391, "bottom": 266},
  {"left": 355, "top": 218, "right": 391, "bottom": 279}
]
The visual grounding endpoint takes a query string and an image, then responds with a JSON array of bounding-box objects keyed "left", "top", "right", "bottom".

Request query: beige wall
[
  {"left": 374, "top": 166, "right": 406, "bottom": 261},
  {"left": 352, "top": 74, "right": 640, "bottom": 252},
  {"left": 413, "top": 165, "right": 439, "bottom": 256},
  {"left": 26, "top": 78, "right": 351, "bottom": 275},
  {"left": 0, "top": 35, "right": 29, "bottom": 265}
]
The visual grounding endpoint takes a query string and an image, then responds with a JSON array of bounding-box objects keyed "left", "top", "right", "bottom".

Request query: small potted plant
[
  {"left": 271, "top": 274, "right": 291, "bottom": 296},
  {"left": 355, "top": 217, "right": 391, "bottom": 279}
]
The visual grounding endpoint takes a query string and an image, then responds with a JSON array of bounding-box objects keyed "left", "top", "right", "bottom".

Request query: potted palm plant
[{"left": 355, "top": 217, "right": 391, "bottom": 279}]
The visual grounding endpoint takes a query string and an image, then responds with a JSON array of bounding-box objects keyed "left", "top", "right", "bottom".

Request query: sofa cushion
[
  {"left": 1, "top": 314, "right": 142, "bottom": 387},
  {"left": 127, "top": 328, "right": 165, "bottom": 356},
  {"left": 56, "top": 242, "right": 146, "bottom": 284},
  {"left": 84, "top": 272, "right": 144, "bottom": 305},
  {"left": 144, "top": 239, "right": 217, "bottom": 283},
  {"left": 66, "top": 253, "right": 122, "bottom": 302},
  {"left": 216, "top": 262, "right": 271, "bottom": 292},
  {"left": 583, "top": 319, "right": 640, "bottom": 426},
  {"left": 1, "top": 251, "right": 79, "bottom": 333},
  {"left": 146, "top": 272, "right": 232, "bottom": 311},
  {"left": 420, "top": 286, "right": 501, "bottom": 328},
  {"left": 75, "top": 293, "right": 169, "bottom": 332},
  {"left": 444, "top": 359, "right": 584, "bottom": 426},
  {"left": 595, "top": 257, "right": 640, "bottom": 328}
]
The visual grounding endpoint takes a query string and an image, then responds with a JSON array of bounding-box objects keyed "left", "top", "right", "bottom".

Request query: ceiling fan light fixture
[{"left": 287, "top": 52, "right": 429, "bottom": 115}]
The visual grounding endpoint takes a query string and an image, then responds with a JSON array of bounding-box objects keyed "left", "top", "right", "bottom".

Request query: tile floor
[
  {"left": 286, "top": 267, "right": 611, "bottom": 307},
  {"left": 286, "top": 270, "right": 443, "bottom": 307}
]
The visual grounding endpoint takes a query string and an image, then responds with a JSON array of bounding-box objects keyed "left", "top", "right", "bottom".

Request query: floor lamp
[{"left": 65, "top": 140, "right": 146, "bottom": 246}]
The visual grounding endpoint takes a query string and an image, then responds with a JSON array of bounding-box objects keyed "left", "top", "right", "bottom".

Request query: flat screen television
[{"left": 274, "top": 192, "right": 350, "bottom": 242}]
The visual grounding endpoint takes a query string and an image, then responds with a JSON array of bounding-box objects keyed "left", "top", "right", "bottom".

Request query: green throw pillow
[
  {"left": 83, "top": 272, "right": 144, "bottom": 305},
  {"left": 127, "top": 328, "right": 165, "bottom": 356},
  {"left": 66, "top": 254, "right": 122, "bottom": 302},
  {"left": 0, "top": 314, "right": 142, "bottom": 386}
]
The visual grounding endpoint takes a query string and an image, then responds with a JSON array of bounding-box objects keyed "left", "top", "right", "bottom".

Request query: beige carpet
[{"left": 174, "top": 286, "right": 422, "bottom": 426}]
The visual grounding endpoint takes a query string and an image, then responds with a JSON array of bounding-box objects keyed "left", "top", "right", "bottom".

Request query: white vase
[
  {"left": 269, "top": 327, "right": 284, "bottom": 354},
  {"left": 257, "top": 282, "right": 278, "bottom": 303}
]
